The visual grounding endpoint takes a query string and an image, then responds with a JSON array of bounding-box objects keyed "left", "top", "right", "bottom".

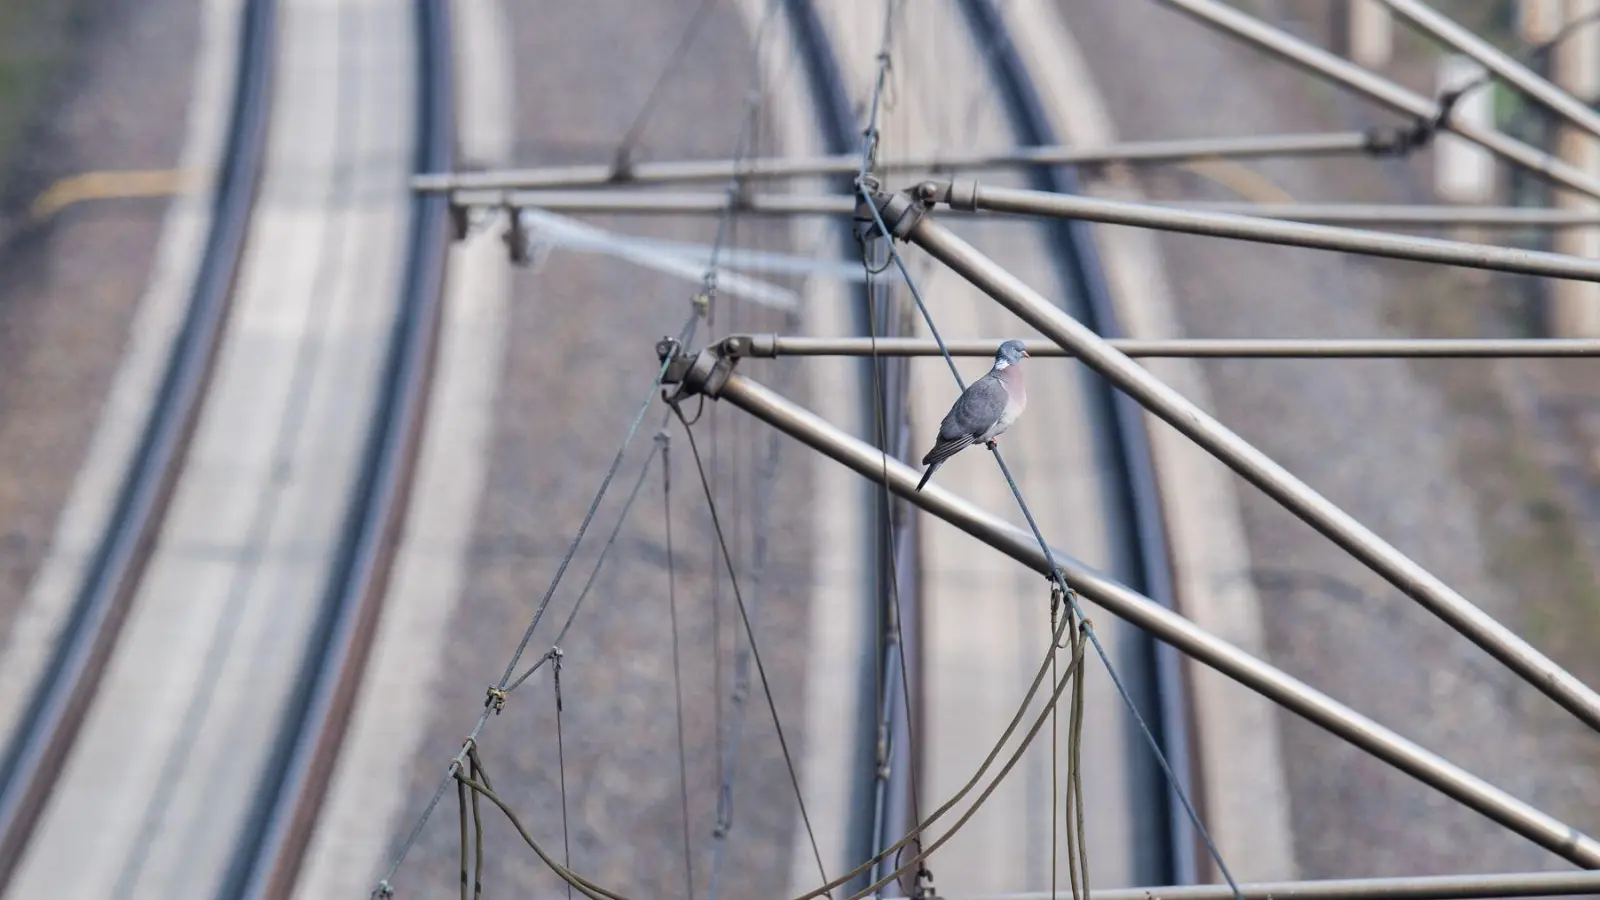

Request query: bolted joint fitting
[
  {"left": 660, "top": 340, "right": 739, "bottom": 405},
  {"left": 718, "top": 333, "right": 776, "bottom": 359},
  {"left": 913, "top": 178, "right": 976, "bottom": 211},
  {"left": 943, "top": 178, "right": 977, "bottom": 211}
]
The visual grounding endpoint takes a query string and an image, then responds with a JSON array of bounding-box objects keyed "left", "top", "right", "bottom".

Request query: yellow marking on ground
[
  {"left": 28, "top": 168, "right": 201, "bottom": 222},
  {"left": 1179, "top": 158, "right": 1298, "bottom": 204}
]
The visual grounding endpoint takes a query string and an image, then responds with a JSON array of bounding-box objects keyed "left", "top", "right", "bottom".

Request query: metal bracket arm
[{"left": 687, "top": 364, "right": 1600, "bottom": 866}]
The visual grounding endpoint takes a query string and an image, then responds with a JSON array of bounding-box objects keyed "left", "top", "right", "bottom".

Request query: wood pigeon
[{"left": 916, "top": 339, "right": 1030, "bottom": 492}]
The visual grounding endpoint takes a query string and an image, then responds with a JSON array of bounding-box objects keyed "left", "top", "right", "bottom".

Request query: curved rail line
[
  {"left": 792, "top": 0, "right": 1194, "bottom": 890},
  {"left": 785, "top": 4, "right": 905, "bottom": 896},
  {"left": 0, "top": 0, "right": 278, "bottom": 889},
  {"left": 953, "top": 0, "right": 1196, "bottom": 884},
  {"left": 216, "top": 1, "right": 456, "bottom": 898}
]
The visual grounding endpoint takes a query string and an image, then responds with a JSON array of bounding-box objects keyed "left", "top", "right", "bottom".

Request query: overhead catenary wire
[
  {"left": 691, "top": 3, "right": 796, "bottom": 898},
  {"left": 505, "top": 430, "right": 667, "bottom": 700},
  {"left": 703, "top": 326, "right": 803, "bottom": 900},
  {"left": 788, "top": 600, "right": 1079, "bottom": 900},
  {"left": 670, "top": 401, "right": 832, "bottom": 895},
  {"left": 862, "top": 235, "right": 927, "bottom": 897},
  {"left": 370, "top": 330, "right": 694, "bottom": 898},
  {"left": 854, "top": 4, "right": 928, "bottom": 896},
  {"left": 611, "top": 0, "right": 720, "bottom": 173},
  {"left": 661, "top": 433, "right": 697, "bottom": 900},
  {"left": 373, "top": 0, "right": 788, "bottom": 890},
  {"left": 844, "top": 625, "right": 1090, "bottom": 900},
  {"left": 553, "top": 652, "right": 575, "bottom": 900}
]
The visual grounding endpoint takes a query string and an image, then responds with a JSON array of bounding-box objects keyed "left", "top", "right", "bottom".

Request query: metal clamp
[
  {"left": 719, "top": 333, "right": 777, "bottom": 359},
  {"left": 484, "top": 686, "right": 508, "bottom": 714},
  {"left": 941, "top": 178, "right": 977, "bottom": 212},
  {"left": 660, "top": 338, "right": 739, "bottom": 403}
]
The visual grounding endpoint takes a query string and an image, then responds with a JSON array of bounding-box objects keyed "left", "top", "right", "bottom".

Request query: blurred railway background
[{"left": 0, "top": 1, "right": 1596, "bottom": 899}]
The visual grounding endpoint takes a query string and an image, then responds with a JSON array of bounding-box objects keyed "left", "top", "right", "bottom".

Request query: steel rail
[
  {"left": 721, "top": 334, "right": 1600, "bottom": 359},
  {"left": 1373, "top": 0, "right": 1600, "bottom": 144},
  {"left": 0, "top": 0, "right": 277, "bottom": 889},
  {"left": 658, "top": 356, "right": 1600, "bottom": 866},
  {"left": 927, "top": 180, "right": 1600, "bottom": 282},
  {"left": 954, "top": 0, "right": 1193, "bottom": 883},
  {"left": 215, "top": 0, "right": 454, "bottom": 897},
  {"left": 893, "top": 207, "right": 1600, "bottom": 737},
  {"left": 411, "top": 131, "right": 1380, "bottom": 192},
  {"left": 952, "top": 869, "right": 1600, "bottom": 900},
  {"left": 1146, "top": 0, "right": 1600, "bottom": 202}
]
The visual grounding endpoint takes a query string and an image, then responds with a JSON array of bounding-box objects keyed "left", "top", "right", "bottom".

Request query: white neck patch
[{"left": 992, "top": 359, "right": 1011, "bottom": 370}]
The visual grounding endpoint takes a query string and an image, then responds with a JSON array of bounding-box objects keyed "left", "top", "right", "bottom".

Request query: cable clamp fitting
[{"left": 485, "top": 686, "right": 508, "bottom": 714}]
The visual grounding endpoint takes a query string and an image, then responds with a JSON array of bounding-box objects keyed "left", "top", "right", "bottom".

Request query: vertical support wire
[
  {"left": 662, "top": 434, "right": 697, "bottom": 900},
  {"left": 553, "top": 653, "right": 574, "bottom": 900}
]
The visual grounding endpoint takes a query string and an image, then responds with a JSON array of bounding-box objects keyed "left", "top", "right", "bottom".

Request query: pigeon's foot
[{"left": 985, "top": 439, "right": 999, "bottom": 450}]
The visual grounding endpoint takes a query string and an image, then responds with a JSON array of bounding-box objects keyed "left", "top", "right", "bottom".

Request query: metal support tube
[
  {"left": 1148, "top": 0, "right": 1600, "bottom": 202},
  {"left": 1177, "top": 202, "right": 1600, "bottom": 228},
  {"left": 451, "top": 188, "right": 1600, "bottom": 231},
  {"left": 412, "top": 132, "right": 1377, "bottom": 192},
  {"left": 947, "top": 181, "right": 1600, "bottom": 282},
  {"left": 682, "top": 366, "right": 1600, "bottom": 866},
  {"left": 452, "top": 189, "right": 855, "bottom": 216},
  {"left": 949, "top": 869, "right": 1600, "bottom": 900},
  {"left": 723, "top": 334, "right": 1600, "bottom": 359},
  {"left": 899, "top": 213, "right": 1600, "bottom": 738},
  {"left": 1374, "top": 0, "right": 1600, "bottom": 144}
]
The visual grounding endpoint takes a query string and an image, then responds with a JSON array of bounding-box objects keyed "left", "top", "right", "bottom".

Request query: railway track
[
  {"left": 953, "top": 1, "right": 1197, "bottom": 883},
  {"left": 0, "top": 0, "right": 276, "bottom": 887},
  {"left": 787, "top": 0, "right": 1194, "bottom": 892},
  {"left": 0, "top": 0, "right": 453, "bottom": 897},
  {"left": 0, "top": 1, "right": 1191, "bottom": 895},
  {"left": 217, "top": 0, "right": 455, "bottom": 897}
]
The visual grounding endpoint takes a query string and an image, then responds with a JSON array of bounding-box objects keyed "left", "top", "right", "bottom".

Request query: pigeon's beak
[{"left": 1022, "top": 350, "right": 1031, "bottom": 358}]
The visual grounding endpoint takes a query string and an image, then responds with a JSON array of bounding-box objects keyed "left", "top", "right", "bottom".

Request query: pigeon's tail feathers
[
  {"left": 921, "top": 434, "right": 974, "bottom": 468},
  {"left": 916, "top": 435, "right": 974, "bottom": 492}
]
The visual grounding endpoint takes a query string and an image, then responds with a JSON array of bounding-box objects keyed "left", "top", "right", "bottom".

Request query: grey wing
[
  {"left": 921, "top": 375, "right": 1006, "bottom": 467},
  {"left": 938, "top": 374, "right": 1008, "bottom": 441}
]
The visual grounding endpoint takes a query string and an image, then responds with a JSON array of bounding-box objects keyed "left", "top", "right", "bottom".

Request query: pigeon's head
[{"left": 993, "top": 339, "right": 1030, "bottom": 369}]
